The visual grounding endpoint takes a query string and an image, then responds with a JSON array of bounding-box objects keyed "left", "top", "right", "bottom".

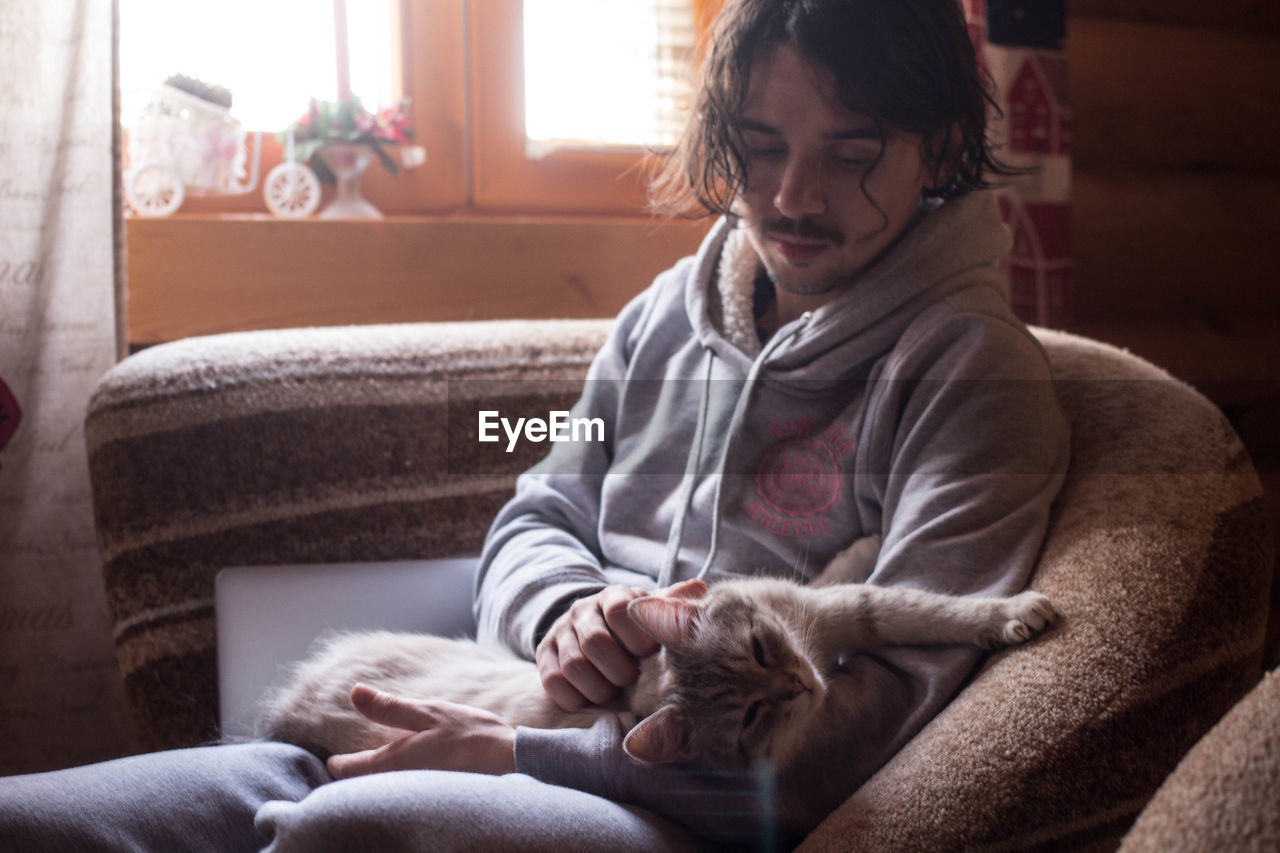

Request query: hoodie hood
[{"left": 686, "top": 191, "right": 1013, "bottom": 379}]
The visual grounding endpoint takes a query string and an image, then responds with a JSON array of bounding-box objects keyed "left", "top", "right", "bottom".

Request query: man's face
[{"left": 733, "top": 45, "right": 932, "bottom": 316}]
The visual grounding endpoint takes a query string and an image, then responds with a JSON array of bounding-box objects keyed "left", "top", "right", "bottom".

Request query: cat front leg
[{"left": 805, "top": 584, "right": 1060, "bottom": 653}]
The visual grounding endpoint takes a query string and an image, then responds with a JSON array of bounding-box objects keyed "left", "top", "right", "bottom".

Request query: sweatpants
[{"left": 0, "top": 742, "right": 700, "bottom": 852}]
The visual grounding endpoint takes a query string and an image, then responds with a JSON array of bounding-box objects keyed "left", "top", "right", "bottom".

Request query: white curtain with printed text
[{"left": 0, "top": 1, "right": 135, "bottom": 773}]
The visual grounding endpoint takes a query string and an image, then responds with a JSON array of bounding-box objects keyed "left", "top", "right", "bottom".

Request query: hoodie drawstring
[
  {"left": 695, "top": 313, "right": 811, "bottom": 579},
  {"left": 658, "top": 312, "right": 814, "bottom": 586},
  {"left": 657, "top": 348, "right": 715, "bottom": 587}
]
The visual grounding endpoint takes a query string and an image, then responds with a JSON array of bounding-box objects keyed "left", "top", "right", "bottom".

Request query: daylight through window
[
  {"left": 523, "top": 0, "right": 696, "bottom": 154},
  {"left": 118, "top": 0, "right": 395, "bottom": 131}
]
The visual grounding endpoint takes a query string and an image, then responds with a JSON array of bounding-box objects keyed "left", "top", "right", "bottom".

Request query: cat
[{"left": 258, "top": 535, "right": 1059, "bottom": 771}]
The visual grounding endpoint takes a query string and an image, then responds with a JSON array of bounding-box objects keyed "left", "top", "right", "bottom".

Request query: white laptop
[{"left": 215, "top": 556, "right": 479, "bottom": 740}]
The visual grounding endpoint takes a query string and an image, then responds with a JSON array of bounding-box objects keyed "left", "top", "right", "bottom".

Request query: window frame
[
  {"left": 467, "top": 0, "right": 663, "bottom": 214},
  {"left": 129, "top": 0, "right": 722, "bottom": 217}
]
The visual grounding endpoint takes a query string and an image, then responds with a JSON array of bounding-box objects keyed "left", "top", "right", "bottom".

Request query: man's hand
[
  {"left": 535, "top": 579, "right": 708, "bottom": 712},
  {"left": 326, "top": 685, "right": 516, "bottom": 780}
]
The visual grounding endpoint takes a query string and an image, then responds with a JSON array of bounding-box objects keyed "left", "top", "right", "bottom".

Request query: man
[
  {"left": 0, "top": 0, "right": 1067, "bottom": 849},
  {"left": 322, "top": 0, "right": 1067, "bottom": 844}
]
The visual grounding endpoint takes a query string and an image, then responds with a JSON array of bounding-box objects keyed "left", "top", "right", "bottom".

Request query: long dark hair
[{"left": 650, "top": 0, "right": 1019, "bottom": 217}]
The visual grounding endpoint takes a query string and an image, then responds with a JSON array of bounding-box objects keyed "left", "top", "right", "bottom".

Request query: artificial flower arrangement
[{"left": 283, "top": 97, "right": 414, "bottom": 184}]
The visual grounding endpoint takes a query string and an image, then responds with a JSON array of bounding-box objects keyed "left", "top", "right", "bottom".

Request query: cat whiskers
[
  {"left": 759, "top": 548, "right": 809, "bottom": 587},
  {"left": 789, "top": 545, "right": 810, "bottom": 583},
  {"left": 794, "top": 597, "right": 820, "bottom": 671}
]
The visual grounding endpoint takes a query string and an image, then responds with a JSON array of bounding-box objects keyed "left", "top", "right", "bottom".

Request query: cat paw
[
  {"left": 980, "top": 592, "right": 1061, "bottom": 649},
  {"left": 1002, "top": 591, "right": 1060, "bottom": 645}
]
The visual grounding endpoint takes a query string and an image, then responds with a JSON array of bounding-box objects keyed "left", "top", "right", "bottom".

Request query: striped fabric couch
[{"left": 85, "top": 319, "right": 1273, "bottom": 850}]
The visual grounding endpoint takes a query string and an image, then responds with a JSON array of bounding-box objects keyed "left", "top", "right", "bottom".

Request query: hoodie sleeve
[
  {"left": 474, "top": 285, "right": 658, "bottom": 658},
  {"left": 867, "top": 310, "right": 1070, "bottom": 598}
]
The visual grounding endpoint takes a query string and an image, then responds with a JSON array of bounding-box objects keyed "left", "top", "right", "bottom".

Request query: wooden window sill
[{"left": 125, "top": 213, "right": 712, "bottom": 346}]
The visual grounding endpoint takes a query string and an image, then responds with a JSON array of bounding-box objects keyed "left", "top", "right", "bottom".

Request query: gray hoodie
[{"left": 474, "top": 191, "right": 1069, "bottom": 845}]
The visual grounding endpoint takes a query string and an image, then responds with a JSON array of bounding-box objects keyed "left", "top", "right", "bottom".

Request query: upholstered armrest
[
  {"left": 800, "top": 329, "right": 1274, "bottom": 851},
  {"left": 1119, "top": 665, "right": 1280, "bottom": 851},
  {"left": 86, "top": 320, "right": 611, "bottom": 750}
]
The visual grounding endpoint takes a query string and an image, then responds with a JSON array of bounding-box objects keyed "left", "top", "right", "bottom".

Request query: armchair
[{"left": 85, "top": 320, "right": 1272, "bottom": 848}]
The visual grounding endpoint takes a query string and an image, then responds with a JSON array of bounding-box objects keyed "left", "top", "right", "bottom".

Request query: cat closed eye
[
  {"left": 743, "top": 700, "right": 763, "bottom": 729},
  {"left": 750, "top": 634, "right": 766, "bottom": 667}
]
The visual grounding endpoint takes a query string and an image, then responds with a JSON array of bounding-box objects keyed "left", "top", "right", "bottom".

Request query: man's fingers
[
  {"left": 326, "top": 747, "right": 379, "bottom": 779},
  {"left": 579, "top": 623, "right": 639, "bottom": 687},
  {"left": 536, "top": 638, "right": 589, "bottom": 711},
  {"left": 348, "top": 684, "right": 428, "bottom": 732},
  {"left": 326, "top": 732, "right": 434, "bottom": 779},
  {"left": 554, "top": 628, "right": 618, "bottom": 705},
  {"left": 533, "top": 583, "right": 670, "bottom": 710},
  {"left": 600, "top": 589, "right": 659, "bottom": 658}
]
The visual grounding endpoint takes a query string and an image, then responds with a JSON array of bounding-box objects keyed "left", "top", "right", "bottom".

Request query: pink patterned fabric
[{"left": 963, "top": 0, "right": 1071, "bottom": 328}]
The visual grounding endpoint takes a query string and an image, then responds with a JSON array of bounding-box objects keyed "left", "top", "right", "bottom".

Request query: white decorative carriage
[{"left": 124, "top": 84, "right": 322, "bottom": 218}]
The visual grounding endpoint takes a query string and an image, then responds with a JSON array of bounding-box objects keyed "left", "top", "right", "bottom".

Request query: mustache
[{"left": 762, "top": 217, "right": 844, "bottom": 247}]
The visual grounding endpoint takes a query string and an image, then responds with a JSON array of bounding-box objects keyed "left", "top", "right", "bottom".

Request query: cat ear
[
  {"left": 665, "top": 578, "right": 708, "bottom": 600},
  {"left": 623, "top": 704, "right": 692, "bottom": 765},
  {"left": 627, "top": 596, "right": 701, "bottom": 648}
]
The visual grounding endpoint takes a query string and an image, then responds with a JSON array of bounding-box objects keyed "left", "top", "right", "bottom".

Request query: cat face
[{"left": 623, "top": 583, "right": 826, "bottom": 771}]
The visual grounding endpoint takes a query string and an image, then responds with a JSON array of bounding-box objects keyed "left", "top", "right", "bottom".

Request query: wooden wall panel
[
  {"left": 1068, "top": 4, "right": 1280, "bottom": 664},
  {"left": 125, "top": 216, "right": 710, "bottom": 344},
  {"left": 1071, "top": 169, "right": 1280, "bottom": 321},
  {"left": 1071, "top": 0, "right": 1280, "bottom": 33},
  {"left": 1069, "top": 18, "right": 1280, "bottom": 172}
]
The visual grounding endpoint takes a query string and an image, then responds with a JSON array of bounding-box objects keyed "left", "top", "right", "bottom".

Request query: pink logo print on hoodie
[{"left": 747, "top": 419, "right": 857, "bottom": 537}]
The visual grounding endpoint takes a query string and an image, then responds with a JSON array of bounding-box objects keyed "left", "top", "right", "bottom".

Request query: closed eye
[
  {"left": 833, "top": 156, "right": 872, "bottom": 168},
  {"left": 743, "top": 700, "right": 763, "bottom": 729},
  {"left": 747, "top": 145, "right": 785, "bottom": 157},
  {"left": 750, "top": 634, "right": 766, "bottom": 667}
]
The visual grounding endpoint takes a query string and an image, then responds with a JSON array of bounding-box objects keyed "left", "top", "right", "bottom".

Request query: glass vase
[{"left": 316, "top": 144, "right": 382, "bottom": 219}]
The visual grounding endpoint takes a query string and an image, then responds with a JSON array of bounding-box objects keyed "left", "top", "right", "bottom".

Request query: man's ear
[
  {"left": 623, "top": 704, "right": 692, "bottom": 764},
  {"left": 627, "top": 595, "right": 701, "bottom": 648}
]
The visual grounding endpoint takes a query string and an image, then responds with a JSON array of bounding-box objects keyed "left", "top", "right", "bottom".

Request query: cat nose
[{"left": 790, "top": 676, "right": 808, "bottom": 697}]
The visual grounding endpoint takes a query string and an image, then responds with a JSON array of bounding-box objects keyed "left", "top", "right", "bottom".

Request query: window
[
  {"left": 121, "top": 1, "right": 725, "bottom": 343},
  {"left": 117, "top": 0, "right": 721, "bottom": 216},
  {"left": 523, "top": 0, "right": 696, "bottom": 154}
]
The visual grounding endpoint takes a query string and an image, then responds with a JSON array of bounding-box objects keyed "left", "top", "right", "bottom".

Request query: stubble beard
[
  {"left": 749, "top": 229, "right": 853, "bottom": 300},
  {"left": 759, "top": 257, "right": 849, "bottom": 298}
]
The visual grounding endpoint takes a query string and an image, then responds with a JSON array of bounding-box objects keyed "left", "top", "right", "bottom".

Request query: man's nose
[{"left": 773, "top": 154, "right": 825, "bottom": 219}]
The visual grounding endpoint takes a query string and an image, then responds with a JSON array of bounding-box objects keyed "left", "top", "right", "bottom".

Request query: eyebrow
[{"left": 736, "top": 116, "right": 881, "bottom": 141}]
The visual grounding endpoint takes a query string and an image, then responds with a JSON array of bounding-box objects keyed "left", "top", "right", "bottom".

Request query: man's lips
[{"left": 770, "top": 235, "right": 831, "bottom": 264}]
